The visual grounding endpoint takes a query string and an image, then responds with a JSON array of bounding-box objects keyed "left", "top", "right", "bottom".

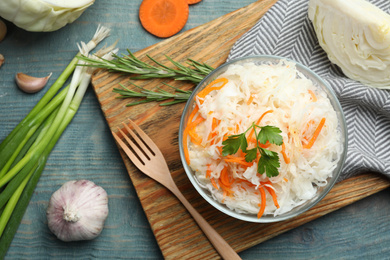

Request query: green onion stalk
[{"left": 0, "top": 25, "right": 115, "bottom": 258}]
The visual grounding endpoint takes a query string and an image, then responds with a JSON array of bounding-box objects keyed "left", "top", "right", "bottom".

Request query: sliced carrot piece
[
  {"left": 139, "top": 0, "right": 189, "bottom": 38},
  {"left": 187, "top": 0, "right": 202, "bottom": 4}
]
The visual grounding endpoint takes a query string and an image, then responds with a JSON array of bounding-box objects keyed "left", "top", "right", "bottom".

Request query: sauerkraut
[{"left": 183, "top": 60, "right": 344, "bottom": 217}]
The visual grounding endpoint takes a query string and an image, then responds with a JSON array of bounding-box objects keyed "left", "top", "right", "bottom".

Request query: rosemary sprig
[
  {"left": 79, "top": 49, "right": 214, "bottom": 84},
  {"left": 113, "top": 82, "right": 192, "bottom": 106}
]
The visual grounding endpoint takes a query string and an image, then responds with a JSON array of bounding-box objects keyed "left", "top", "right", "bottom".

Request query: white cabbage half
[
  {"left": 0, "top": 0, "right": 94, "bottom": 32},
  {"left": 308, "top": 0, "right": 390, "bottom": 89}
]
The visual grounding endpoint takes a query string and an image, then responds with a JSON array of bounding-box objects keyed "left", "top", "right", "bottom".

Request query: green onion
[{"left": 0, "top": 25, "right": 113, "bottom": 258}]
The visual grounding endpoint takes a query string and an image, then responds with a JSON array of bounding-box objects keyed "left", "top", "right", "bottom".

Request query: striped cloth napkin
[{"left": 227, "top": 0, "right": 390, "bottom": 181}]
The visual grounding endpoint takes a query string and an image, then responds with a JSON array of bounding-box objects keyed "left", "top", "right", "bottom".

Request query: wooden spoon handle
[{"left": 171, "top": 187, "right": 242, "bottom": 260}]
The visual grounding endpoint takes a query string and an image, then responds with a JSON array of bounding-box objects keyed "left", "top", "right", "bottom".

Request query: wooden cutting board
[{"left": 91, "top": 0, "right": 390, "bottom": 259}]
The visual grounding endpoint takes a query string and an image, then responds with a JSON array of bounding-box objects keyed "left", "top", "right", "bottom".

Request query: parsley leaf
[
  {"left": 222, "top": 133, "right": 247, "bottom": 156},
  {"left": 221, "top": 122, "right": 283, "bottom": 177},
  {"left": 258, "top": 125, "right": 283, "bottom": 145},
  {"left": 257, "top": 149, "right": 280, "bottom": 178},
  {"left": 245, "top": 148, "right": 257, "bottom": 162}
]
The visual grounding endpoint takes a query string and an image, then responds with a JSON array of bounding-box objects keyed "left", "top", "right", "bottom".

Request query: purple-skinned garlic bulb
[{"left": 46, "top": 180, "right": 109, "bottom": 242}]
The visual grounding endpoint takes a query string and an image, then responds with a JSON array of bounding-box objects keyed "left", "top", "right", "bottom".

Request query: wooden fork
[{"left": 112, "top": 119, "right": 241, "bottom": 260}]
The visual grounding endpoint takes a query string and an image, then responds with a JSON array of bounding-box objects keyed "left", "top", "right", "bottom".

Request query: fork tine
[
  {"left": 121, "top": 121, "right": 154, "bottom": 159},
  {"left": 116, "top": 127, "right": 150, "bottom": 164},
  {"left": 128, "top": 119, "right": 160, "bottom": 153},
  {"left": 111, "top": 131, "right": 146, "bottom": 169}
]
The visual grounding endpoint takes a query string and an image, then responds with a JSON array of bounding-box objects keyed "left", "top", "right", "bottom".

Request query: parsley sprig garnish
[{"left": 222, "top": 123, "right": 283, "bottom": 178}]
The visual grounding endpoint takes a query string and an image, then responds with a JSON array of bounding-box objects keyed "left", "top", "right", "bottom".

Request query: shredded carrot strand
[
  {"left": 302, "top": 118, "right": 326, "bottom": 149},
  {"left": 196, "top": 78, "right": 229, "bottom": 103},
  {"left": 224, "top": 157, "right": 253, "bottom": 167},
  {"left": 218, "top": 179, "right": 234, "bottom": 194},
  {"left": 187, "top": 105, "right": 199, "bottom": 125},
  {"left": 220, "top": 166, "right": 234, "bottom": 186},
  {"left": 183, "top": 116, "right": 205, "bottom": 164},
  {"left": 249, "top": 110, "right": 274, "bottom": 139},
  {"left": 211, "top": 178, "right": 219, "bottom": 189},
  {"left": 222, "top": 190, "right": 227, "bottom": 203},
  {"left": 283, "top": 177, "right": 288, "bottom": 182},
  {"left": 188, "top": 128, "right": 202, "bottom": 145},
  {"left": 281, "top": 142, "right": 290, "bottom": 164},
  {"left": 247, "top": 94, "right": 255, "bottom": 105},
  {"left": 207, "top": 118, "right": 221, "bottom": 144},
  {"left": 302, "top": 119, "right": 315, "bottom": 140},
  {"left": 206, "top": 165, "right": 212, "bottom": 178},
  {"left": 257, "top": 186, "right": 266, "bottom": 218},
  {"left": 217, "top": 146, "right": 223, "bottom": 157},
  {"left": 262, "top": 181, "right": 280, "bottom": 209},
  {"left": 308, "top": 89, "right": 317, "bottom": 102}
]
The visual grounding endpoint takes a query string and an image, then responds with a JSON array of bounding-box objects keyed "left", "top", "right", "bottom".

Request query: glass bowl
[{"left": 178, "top": 55, "right": 347, "bottom": 223}]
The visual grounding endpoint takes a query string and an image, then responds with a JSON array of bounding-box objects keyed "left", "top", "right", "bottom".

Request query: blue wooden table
[{"left": 1, "top": 0, "right": 390, "bottom": 259}]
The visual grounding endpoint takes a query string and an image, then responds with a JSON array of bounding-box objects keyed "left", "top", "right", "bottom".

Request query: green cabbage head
[
  {"left": 308, "top": 0, "right": 390, "bottom": 89},
  {"left": 0, "top": 0, "right": 95, "bottom": 32}
]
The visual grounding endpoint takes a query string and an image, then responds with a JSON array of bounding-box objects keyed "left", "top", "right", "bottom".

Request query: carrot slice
[
  {"left": 302, "top": 118, "right": 326, "bottom": 149},
  {"left": 139, "top": 0, "right": 189, "bottom": 38},
  {"left": 187, "top": 0, "right": 202, "bottom": 4}
]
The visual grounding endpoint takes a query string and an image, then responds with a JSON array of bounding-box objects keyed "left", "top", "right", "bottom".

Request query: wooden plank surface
[
  {"left": 90, "top": 0, "right": 390, "bottom": 259},
  {"left": 2, "top": 0, "right": 390, "bottom": 259}
]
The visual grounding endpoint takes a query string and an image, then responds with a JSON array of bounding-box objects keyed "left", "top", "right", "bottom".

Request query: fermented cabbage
[
  {"left": 308, "top": 0, "right": 390, "bottom": 89},
  {"left": 187, "top": 61, "right": 343, "bottom": 217},
  {"left": 0, "top": 0, "right": 94, "bottom": 32}
]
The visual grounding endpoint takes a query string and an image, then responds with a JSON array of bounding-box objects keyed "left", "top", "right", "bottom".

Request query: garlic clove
[
  {"left": 0, "top": 54, "right": 4, "bottom": 68},
  {"left": 46, "top": 180, "right": 109, "bottom": 242},
  {"left": 15, "top": 72, "right": 52, "bottom": 93}
]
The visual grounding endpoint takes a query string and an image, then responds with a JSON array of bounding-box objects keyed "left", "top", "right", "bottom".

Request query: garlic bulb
[{"left": 46, "top": 180, "right": 109, "bottom": 242}]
